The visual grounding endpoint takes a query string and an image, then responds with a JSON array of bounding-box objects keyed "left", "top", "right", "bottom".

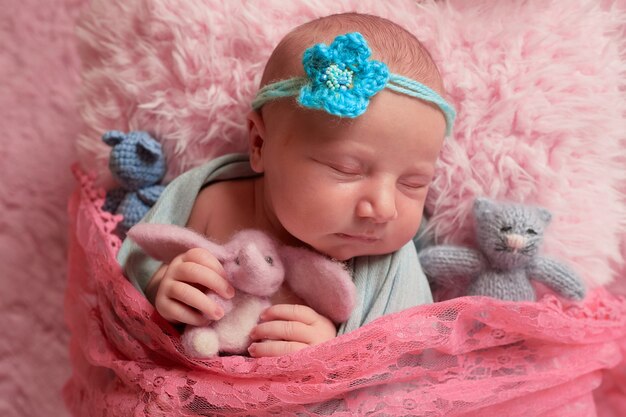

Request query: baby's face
[{"left": 251, "top": 90, "right": 446, "bottom": 260}]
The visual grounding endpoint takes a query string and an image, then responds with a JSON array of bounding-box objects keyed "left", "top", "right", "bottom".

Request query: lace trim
[{"left": 64, "top": 166, "right": 626, "bottom": 416}]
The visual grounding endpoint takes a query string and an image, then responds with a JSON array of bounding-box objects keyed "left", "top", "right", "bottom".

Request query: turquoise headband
[{"left": 252, "top": 32, "right": 456, "bottom": 136}]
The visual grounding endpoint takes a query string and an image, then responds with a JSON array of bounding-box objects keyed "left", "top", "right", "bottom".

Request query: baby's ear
[{"left": 247, "top": 111, "right": 266, "bottom": 173}]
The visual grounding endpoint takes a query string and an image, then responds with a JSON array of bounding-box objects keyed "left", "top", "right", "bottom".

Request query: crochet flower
[{"left": 298, "top": 32, "right": 390, "bottom": 118}]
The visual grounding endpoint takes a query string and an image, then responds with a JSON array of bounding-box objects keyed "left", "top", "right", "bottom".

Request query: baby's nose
[
  {"left": 357, "top": 184, "right": 397, "bottom": 222},
  {"left": 505, "top": 234, "right": 526, "bottom": 251}
]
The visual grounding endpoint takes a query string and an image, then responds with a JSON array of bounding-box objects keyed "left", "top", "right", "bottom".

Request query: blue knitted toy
[
  {"left": 102, "top": 130, "right": 166, "bottom": 235},
  {"left": 419, "top": 198, "right": 586, "bottom": 302}
]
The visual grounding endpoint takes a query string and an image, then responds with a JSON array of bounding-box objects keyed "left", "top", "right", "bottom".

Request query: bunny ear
[
  {"left": 127, "top": 223, "right": 226, "bottom": 263},
  {"left": 281, "top": 246, "right": 356, "bottom": 323},
  {"left": 102, "top": 130, "right": 125, "bottom": 147}
]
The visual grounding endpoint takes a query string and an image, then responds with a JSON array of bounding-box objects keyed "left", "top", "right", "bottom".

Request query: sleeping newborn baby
[{"left": 118, "top": 11, "right": 455, "bottom": 357}]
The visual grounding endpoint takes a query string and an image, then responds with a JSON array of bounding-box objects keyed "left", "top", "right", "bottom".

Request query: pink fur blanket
[
  {"left": 60, "top": 0, "right": 626, "bottom": 416},
  {"left": 75, "top": 0, "right": 625, "bottom": 289},
  {"left": 1, "top": 1, "right": 85, "bottom": 416}
]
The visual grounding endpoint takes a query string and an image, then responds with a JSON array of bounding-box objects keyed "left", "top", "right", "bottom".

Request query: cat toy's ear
[
  {"left": 473, "top": 197, "right": 496, "bottom": 219},
  {"left": 536, "top": 207, "right": 552, "bottom": 224}
]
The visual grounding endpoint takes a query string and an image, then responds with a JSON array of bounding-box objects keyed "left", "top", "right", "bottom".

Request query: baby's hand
[
  {"left": 150, "top": 248, "right": 235, "bottom": 326},
  {"left": 247, "top": 304, "right": 337, "bottom": 357}
]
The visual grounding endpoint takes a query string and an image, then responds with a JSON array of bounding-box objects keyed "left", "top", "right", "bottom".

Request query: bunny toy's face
[{"left": 224, "top": 231, "right": 285, "bottom": 296}]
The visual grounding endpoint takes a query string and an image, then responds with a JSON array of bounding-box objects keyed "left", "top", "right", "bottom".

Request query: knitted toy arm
[
  {"left": 103, "top": 188, "right": 125, "bottom": 213},
  {"left": 528, "top": 257, "right": 586, "bottom": 300},
  {"left": 137, "top": 185, "right": 166, "bottom": 206},
  {"left": 418, "top": 246, "right": 486, "bottom": 286}
]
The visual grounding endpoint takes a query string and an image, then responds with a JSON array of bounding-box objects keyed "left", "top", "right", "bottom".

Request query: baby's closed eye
[
  {"left": 398, "top": 174, "right": 431, "bottom": 191},
  {"left": 399, "top": 179, "right": 428, "bottom": 190},
  {"left": 328, "top": 163, "right": 363, "bottom": 176},
  {"left": 314, "top": 157, "right": 364, "bottom": 178}
]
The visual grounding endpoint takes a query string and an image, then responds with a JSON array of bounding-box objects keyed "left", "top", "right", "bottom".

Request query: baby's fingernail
[
  {"left": 214, "top": 307, "right": 224, "bottom": 319},
  {"left": 226, "top": 286, "right": 235, "bottom": 298},
  {"left": 248, "top": 343, "right": 257, "bottom": 355}
]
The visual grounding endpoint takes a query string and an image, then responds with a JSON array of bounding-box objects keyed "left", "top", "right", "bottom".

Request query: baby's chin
[{"left": 317, "top": 241, "right": 406, "bottom": 261}]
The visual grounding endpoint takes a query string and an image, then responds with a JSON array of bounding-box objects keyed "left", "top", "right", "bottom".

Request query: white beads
[{"left": 323, "top": 63, "right": 354, "bottom": 91}]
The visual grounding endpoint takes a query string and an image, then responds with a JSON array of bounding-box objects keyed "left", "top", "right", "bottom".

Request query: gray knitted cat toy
[{"left": 419, "top": 198, "right": 586, "bottom": 302}]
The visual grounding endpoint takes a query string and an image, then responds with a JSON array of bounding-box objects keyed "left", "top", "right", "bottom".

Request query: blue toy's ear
[
  {"left": 133, "top": 131, "right": 163, "bottom": 162},
  {"left": 102, "top": 130, "right": 126, "bottom": 147}
]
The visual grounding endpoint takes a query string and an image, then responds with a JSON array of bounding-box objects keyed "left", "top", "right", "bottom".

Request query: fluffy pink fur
[
  {"left": 2, "top": 1, "right": 622, "bottom": 416},
  {"left": 419, "top": 1, "right": 626, "bottom": 288},
  {"left": 75, "top": 0, "right": 625, "bottom": 286},
  {"left": 1, "top": 0, "right": 85, "bottom": 416}
]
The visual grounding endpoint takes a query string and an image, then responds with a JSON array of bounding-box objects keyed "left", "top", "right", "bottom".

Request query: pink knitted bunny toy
[{"left": 128, "top": 224, "right": 356, "bottom": 357}]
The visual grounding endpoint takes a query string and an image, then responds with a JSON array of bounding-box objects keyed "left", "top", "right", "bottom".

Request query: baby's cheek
[
  {"left": 393, "top": 208, "right": 424, "bottom": 243},
  {"left": 276, "top": 193, "right": 328, "bottom": 231}
]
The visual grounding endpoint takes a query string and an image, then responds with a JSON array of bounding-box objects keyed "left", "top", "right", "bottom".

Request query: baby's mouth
[{"left": 336, "top": 233, "right": 381, "bottom": 243}]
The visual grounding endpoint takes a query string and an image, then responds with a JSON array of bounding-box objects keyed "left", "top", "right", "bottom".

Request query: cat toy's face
[{"left": 474, "top": 198, "right": 551, "bottom": 269}]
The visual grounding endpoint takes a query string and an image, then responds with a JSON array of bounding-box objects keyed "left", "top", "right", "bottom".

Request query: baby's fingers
[
  {"left": 259, "top": 304, "right": 319, "bottom": 325},
  {"left": 180, "top": 247, "right": 227, "bottom": 277},
  {"left": 155, "top": 297, "right": 214, "bottom": 327},
  {"left": 172, "top": 249, "right": 235, "bottom": 299},
  {"left": 254, "top": 304, "right": 337, "bottom": 346},
  {"left": 157, "top": 281, "right": 224, "bottom": 322},
  {"left": 250, "top": 320, "right": 315, "bottom": 345},
  {"left": 248, "top": 341, "right": 308, "bottom": 358}
]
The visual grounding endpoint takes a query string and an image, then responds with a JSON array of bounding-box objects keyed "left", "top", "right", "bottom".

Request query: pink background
[
  {"left": 1, "top": 1, "right": 624, "bottom": 416},
  {"left": 0, "top": 1, "right": 83, "bottom": 416}
]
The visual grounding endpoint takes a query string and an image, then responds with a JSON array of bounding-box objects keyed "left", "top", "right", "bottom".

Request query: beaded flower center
[{"left": 321, "top": 63, "right": 354, "bottom": 91}]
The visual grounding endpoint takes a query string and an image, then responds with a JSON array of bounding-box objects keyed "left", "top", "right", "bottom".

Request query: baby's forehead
[
  {"left": 261, "top": 16, "right": 443, "bottom": 94},
  {"left": 264, "top": 89, "right": 446, "bottom": 152},
  {"left": 254, "top": 14, "right": 453, "bottom": 137}
]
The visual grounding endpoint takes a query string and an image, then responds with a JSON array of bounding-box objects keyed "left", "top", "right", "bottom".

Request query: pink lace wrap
[{"left": 64, "top": 168, "right": 626, "bottom": 416}]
